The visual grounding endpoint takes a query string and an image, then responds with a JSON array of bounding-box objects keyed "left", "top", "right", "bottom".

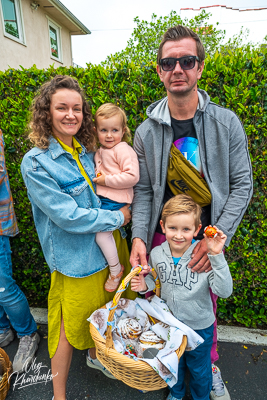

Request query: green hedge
[{"left": 0, "top": 48, "right": 266, "bottom": 327}]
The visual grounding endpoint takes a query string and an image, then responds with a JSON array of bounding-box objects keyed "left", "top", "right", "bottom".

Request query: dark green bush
[{"left": 0, "top": 49, "right": 266, "bottom": 327}]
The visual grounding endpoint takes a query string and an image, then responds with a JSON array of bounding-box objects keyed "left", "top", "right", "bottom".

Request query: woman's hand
[
  {"left": 131, "top": 274, "right": 147, "bottom": 292},
  {"left": 119, "top": 204, "right": 131, "bottom": 226},
  {"left": 93, "top": 170, "right": 106, "bottom": 186}
]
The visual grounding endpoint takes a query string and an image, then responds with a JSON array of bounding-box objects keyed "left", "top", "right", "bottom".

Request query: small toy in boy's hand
[
  {"left": 204, "top": 225, "right": 217, "bottom": 238},
  {"left": 96, "top": 172, "right": 102, "bottom": 177}
]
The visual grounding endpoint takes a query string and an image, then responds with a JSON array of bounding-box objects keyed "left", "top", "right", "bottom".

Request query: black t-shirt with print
[{"left": 155, "top": 117, "right": 211, "bottom": 240}]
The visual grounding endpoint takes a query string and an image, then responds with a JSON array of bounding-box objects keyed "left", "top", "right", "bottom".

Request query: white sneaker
[
  {"left": 12, "top": 332, "right": 40, "bottom": 373},
  {"left": 86, "top": 351, "right": 116, "bottom": 379},
  {"left": 0, "top": 328, "right": 14, "bottom": 347},
  {"left": 166, "top": 393, "right": 183, "bottom": 400},
  {"left": 210, "top": 364, "right": 231, "bottom": 399}
]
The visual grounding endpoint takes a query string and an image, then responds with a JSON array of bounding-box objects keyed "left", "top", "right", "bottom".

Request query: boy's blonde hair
[
  {"left": 94, "top": 103, "right": 132, "bottom": 143},
  {"left": 161, "top": 194, "right": 202, "bottom": 230}
]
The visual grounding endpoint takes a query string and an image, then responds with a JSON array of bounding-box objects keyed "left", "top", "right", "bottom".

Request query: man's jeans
[{"left": 0, "top": 235, "right": 37, "bottom": 337}]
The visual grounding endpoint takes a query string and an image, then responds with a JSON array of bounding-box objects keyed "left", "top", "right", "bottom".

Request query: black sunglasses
[{"left": 160, "top": 56, "right": 200, "bottom": 71}]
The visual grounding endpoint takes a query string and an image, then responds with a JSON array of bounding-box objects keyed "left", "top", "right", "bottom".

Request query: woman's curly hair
[{"left": 28, "top": 75, "right": 96, "bottom": 151}]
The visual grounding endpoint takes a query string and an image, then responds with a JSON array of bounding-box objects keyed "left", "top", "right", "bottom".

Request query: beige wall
[{"left": 0, "top": 0, "right": 73, "bottom": 71}]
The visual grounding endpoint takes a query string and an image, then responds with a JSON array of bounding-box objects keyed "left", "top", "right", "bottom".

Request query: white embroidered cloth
[{"left": 88, "top": 296, "right": 203, "bottom": 387}]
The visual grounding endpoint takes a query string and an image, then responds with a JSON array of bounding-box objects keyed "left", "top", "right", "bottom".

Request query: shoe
[
  {"left": 52, "top": 398, "right": 68, "bottom": 400},
  {"left": 86, "top": 351, "right": 116, "bottom": 379},
  {"left": 0, "top": 328, "right": 14, "bottom": 347},
  {"left": 166, "top": 393, "right": 183, "bottom": 400},
  {"left": 210, "top": 364, "right": 231, "bottom": 399},
  {"left": 104, "top": 265, "right": 124, "bottom": 292},
  {"left": 12, "top": 332, "right": 40, "bottom": 373}
]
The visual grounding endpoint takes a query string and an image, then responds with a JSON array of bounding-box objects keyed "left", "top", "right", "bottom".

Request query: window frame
[
  {"left": 0, "top": 0, "right": 26, "bottom": 45},
  {"left": 47, "top": 16, "right": 63, "bottom": 63}
]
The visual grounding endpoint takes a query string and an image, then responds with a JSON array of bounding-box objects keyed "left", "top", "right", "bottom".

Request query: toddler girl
[{"left": 93, "top": 103, "right": 139, "bottom": 292}]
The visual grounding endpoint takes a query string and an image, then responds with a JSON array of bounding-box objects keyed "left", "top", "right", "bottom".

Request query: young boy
[{"left": 131, "top": 194, "right": 233, "bottom": 400}]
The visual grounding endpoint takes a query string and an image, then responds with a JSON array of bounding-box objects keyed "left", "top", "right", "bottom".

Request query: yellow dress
[{"left": 48, "top": 138, "right": 136, "bottom": 358}]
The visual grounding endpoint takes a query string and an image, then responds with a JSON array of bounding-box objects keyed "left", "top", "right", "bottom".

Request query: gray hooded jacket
[
  {"left": 132, "top": 89, "right": 253, "bottom": 251},
  {"left": 142, "top": 240, "right": 233, "bottom": 330}
]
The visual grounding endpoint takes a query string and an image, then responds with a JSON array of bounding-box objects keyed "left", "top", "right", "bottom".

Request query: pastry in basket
[
  {"left": 117, "top": 317, "right": 142, "bottom": 339},
  {"left": 139, "top": 330, "right": 166, "bottom": 353}
]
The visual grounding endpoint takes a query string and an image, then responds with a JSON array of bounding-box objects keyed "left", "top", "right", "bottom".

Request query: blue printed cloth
[{"left": 88, "top": 295, "right": 203, "bottom": 387}]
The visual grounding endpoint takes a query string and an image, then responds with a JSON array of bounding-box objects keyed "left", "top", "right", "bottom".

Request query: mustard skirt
[{"left": 47, "top": 230, "right": 136, "bottom": 358}]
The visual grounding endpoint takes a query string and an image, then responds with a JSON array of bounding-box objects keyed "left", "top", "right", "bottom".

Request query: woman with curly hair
[{"left": 21, "top": 75, "right": 134, "bottom": 400}]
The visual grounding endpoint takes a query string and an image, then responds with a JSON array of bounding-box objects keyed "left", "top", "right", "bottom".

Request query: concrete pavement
[{"left": 2, "top": 316, "right": 267, "bottom": 400}]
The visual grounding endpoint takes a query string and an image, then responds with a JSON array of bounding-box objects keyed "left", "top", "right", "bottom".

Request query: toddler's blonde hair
[
  {"left": 94, "top": 103, "right": 131, "bottom": 143},
  {"left": 161, "top": 194, "right": 202, "bottom": 230}
]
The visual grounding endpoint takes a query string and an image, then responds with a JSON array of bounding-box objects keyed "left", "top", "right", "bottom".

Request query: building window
[
  {"left": 48, "top": 19, "right": 62, "bottom": 62},
  {"left": 0, "top": 0, "right": 25, "bottom": 43}
]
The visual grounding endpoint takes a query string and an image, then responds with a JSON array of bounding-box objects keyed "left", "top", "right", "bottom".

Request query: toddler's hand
[
  {"left": 93, "top": 170, "right": 106, "bottom": 186},
  {"left": 204, "top": 226, "right": 227, "bottom": 256},
  {"left": 131, "top": 274, "right": 147, "bottom": 292}
]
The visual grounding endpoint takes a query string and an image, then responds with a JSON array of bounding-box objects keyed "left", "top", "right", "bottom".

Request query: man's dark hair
[{"left": 157, "top": 25, "right": 205, "bottom": 65}]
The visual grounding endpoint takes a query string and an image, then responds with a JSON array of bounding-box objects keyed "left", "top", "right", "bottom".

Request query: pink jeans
[{"left": 149, "top": 232, "right": 219, "bottom": 364}]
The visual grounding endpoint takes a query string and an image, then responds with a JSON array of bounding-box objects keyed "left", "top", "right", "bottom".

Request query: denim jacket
[{"left": 21, "top": 137, "right": 124, "bottom": 278}]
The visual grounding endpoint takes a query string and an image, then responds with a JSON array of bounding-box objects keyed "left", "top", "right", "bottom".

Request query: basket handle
[{"left": 105, "top": 266, "right": 160, "bottom": 350}]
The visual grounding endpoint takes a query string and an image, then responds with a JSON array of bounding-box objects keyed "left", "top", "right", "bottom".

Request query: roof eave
[{"left": 47, "top": 0, "right": 91, "bottom": 34}]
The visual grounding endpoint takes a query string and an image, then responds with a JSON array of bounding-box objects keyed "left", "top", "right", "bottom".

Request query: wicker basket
[
  {"left": 90, "top": 267, "right": 187, "bottom": 391},
  {"left": 0, "top": 348, "right": 12, "bottom": 400}
]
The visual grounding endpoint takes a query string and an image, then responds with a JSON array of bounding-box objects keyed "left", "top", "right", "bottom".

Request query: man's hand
[
  {"left": 93, "top": 170, "right": 106, "bottom": 186},
  {"left": 130, "top": 237, "right": 148, "bottom": 269},
  {"left": 188, "top": 238, "right": 211, "bottom": 273},
  {"left": 204, "top": 226, "right": 227, "bottom": 256},
  {"left": 119, "top": 204, "right": 131, "bottom": 226},
  {"left": 131, "top": 274, "right": 148, "bottom": 292}
]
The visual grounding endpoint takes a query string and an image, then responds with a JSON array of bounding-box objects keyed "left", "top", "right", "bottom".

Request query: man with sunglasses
[{"left": 130, "top": 25, "right": 252, "bottom": 400}]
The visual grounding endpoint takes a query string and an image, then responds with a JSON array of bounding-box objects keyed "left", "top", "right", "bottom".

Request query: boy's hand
[
  {"left": 93, "top": 170, "right": 106, "bottom": 186},
  {"left": 204, "top": 226, "right": 227, "bottom": 255},
  {"left": 138, "top": 265, "right": 152, "bottom": 275},
  {"left": 131, "top": 273, "right": 148, "bottom": 292}
]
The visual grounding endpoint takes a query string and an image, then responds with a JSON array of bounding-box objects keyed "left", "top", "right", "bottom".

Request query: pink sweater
[{"left": 94, "top": 142, "right": 139, "bottom": 204}]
